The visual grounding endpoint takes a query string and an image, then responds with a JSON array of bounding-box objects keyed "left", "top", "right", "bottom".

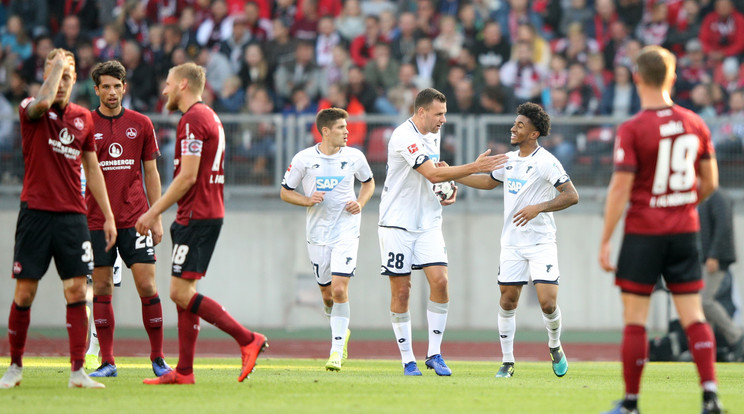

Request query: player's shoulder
[
  {"left": 295, "top": 145, "right": 319, "bottom": 159},
  {"left": 341, "top": 145, "right": 367, "bottom": 159},
  {"left": 391, "top": 119, "right": 418, "bottom": 140}
]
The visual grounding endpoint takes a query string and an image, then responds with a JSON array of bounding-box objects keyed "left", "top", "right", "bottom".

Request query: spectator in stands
[
  {"left": 74, "top": 41, "right": 98, "bottom": 108},
  {"left": 599, "top": 64, "right": 640, "bottom": 117},
  {"left": 683, "top": 83, "right": 718, "bottom": 118},
  {"left": 481, "top": 65, "right": 516, "bottom": 109},
  {"left": 715, "top": 57, "right": 744, "bottom": 93},
  {"left": 215, "top": 75, "right": 245, "bottom": 113},
  {"left": 238, "top": 43, "right": 272, "bottom": 92},
  {"left": 291, "top": 0, "right": 320, "bottom": 41},
  {"left": 364, "top": 42, "right": 400, "bottom": 95},
  {"left": 314, "top": 82, "right": 366, "bottom": 149},
  {"left": 455, "top": 47, "right": 484, "bottom": 89},
  {"left": 500, "top": 41, "right": 545, "bottom": 105},
  {"left": 665, "top": 0, "right": 705, "bottom": 55},
  {"left": 590, "top": 0, "right": 619, "bottom": 51},
  {"left": 219, "top": 16, "right": 252, "bottom": 73},
  {"left": 97, "top": 23, "right": 124, "bottom": 62},
  {"left": 480, "top": 84, "right": 512, "bottom": 115},
  {"left": 350, "top": 15, "right": 384, "bottom": 68},
  {"left": 387, "top": 62, "right": 419, "bottom": 113},
  {"left": 177, "top": 6, "right": 200, "bottom": 49},
  {"left": 298, "top": 0, "right": 342, "bottom": 20},
  {"left": 320, "top": 44, "right": 351, "bottom": 96},
  {"left": 348, "top": 65, "right": 396, "bottom": 114},
  {"left": 545, "top": 53, "right": 568, "bottom": 90},
  {"left": 4, "top": 70, "right": 26, "bottom": 108},
  {"left": 603, "top": 20, "right": 631, "bottom": 71},
  {"left": 450, "top": 78, "right": 485, "bottom": 114},
  {"left": 273, "top": 0, "right": 297, "bottom": 29},
  {"left": 414, "top": 0, "right": 439, "bottom": 38},
  {"left": 613, "top": 37, "right": 643, "bottom": 69},
  {"left": 49, "top": 0, "right": 99, "bottom": 35},
  {"left": 440, "top": 64, "right": 466, "bottom": 102},
  {"left": 265, "top": 19, "right": 298, "bottom": 72},
  {"left": 700, "top": 0, "right": 744, "bottom": 62},
  {"left": 554, "top": 22, "right": 599, "bottom": 65},
  {"left": 8, "top": 0, "right": 47, "bottom": 38},
  {"left": 146, "top": 0, "right": 183, "bottom": 25},
  {"left": 197, "top": 46, "right": 233, "bottom": 95},
  {"left": 121, "top": 40, "right": 156, "bottom": 112},
  {"left": 240, "top": 86, "right": 277, "bottom": 185},
  {"left": 1, "top": 15, "right": 32, "bottom": 61},
  {"left": 457, "top": 3, "right": 483, "bottom": 51},
  {"left": 274, "top": 40, "right": 321, "bottom": 104},
  {"left": 413, "top": 36, "right": 449, "bottom": 91},
  {"left": 559, "top": 0, "right": 594, "bottom": 37},
  {"left": 565, "top": 62, "right": 598, "bottom": 115},
  {"left": 546, "top": 88, "right": 575, "bottom": 119},
  {"left": 197, "top": 0, "right": 233, "bottom": 48},
  {"left": 55, "top": 16, "right": 88, "bottom": 57},
  {"left": 315, "top": 15, "right": 343, "bottom": 69},
  {"left": 586, "top": 52, "right": 613, "bottom": 97},
  {"left": 335, "top": 0, "right": 364, "bottom": 42},
  {"left": 389, "top": 12, "right": 419, "bottom": 64},
  {"left": 121, "top": 0, "right": 151, "bottom": 46},
  {"left": 714, "top": 89, "right": 744, "bottom": 160},
  {"left": 0, "top": 46, "right": 18, "bottom": 96},
  {"left": 636, "top": 1, "right": 670, "bottom": 46},
  {"left": 615, "top": 0, "right": 644, "bottom": 31},
  {"left": 378, "top": 10, "right": 398, "bottom": 42},
  {"left": 472, "top": 20, "right": 510, "bottom": 69},
  {"left": 433, "top": 14, "right": 464, "bottom": 62},
  {"left": 511, "top": 22, "right": 550, "bottom": 68},
  {"left": 242, "top": 1, "right": 269, "bottom": 42},
  {"left": 20, "top": 35, "right": 53, "bottom": 85},
  {"left": 282, "top": 86, "right": 318, "bottom": 119},
  {"left": 495, "top": 0, "right": 545, "bottom": 42},
  {"left": 676, "top": 39, "right": 713, "bottom": 102}
]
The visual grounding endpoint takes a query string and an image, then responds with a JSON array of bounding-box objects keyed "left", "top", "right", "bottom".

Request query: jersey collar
[{"left": 95, "top": 107, "right": 126, "bottom": 120}]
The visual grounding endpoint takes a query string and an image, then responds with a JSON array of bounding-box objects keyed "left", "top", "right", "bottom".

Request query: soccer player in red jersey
[
  {"left": 599, "top": 46, "right": 723, "bottom": 414},
  {"left": 85, "top": 60, "right": 172, "bottom": 379},
  {"left": 0, "top": 49, "right": 117, "bottom": 389},
  {"left": 136, "top": 62, "right": 267, "bottom": 385}
]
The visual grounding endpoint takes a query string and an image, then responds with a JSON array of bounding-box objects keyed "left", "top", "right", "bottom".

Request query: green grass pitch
[{"left": 1, "top": 357, "right": 742, "bottom": 413}]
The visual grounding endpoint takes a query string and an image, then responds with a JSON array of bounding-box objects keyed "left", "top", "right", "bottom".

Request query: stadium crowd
[{"left": 0, "top": 0, "right": 744, "bottom": 183}]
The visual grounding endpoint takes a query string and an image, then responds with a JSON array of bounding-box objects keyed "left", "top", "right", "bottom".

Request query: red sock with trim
[
  {"left": 66, "top": 301, "right": 88, "bottom": 371},
  {"left": 621, "top": 324, "right": 647, "bottom": 395},
  {"left": 176, "top": 306, "right": 200, "bottom": 376},
  {"left": 93, "top": 295, "right": 115, "bottom": 365},
  {"left": 686, "top": 321, "right": 717, "bottom": 386},
  {"left": 8, "top": 303, "right": 30, "bottom": 367},
  {"left": 141, "top": 294, "right": 164, "bottom": 360},
  {"left": 187, "top": 294, "right": 254, "bottom": 346}
]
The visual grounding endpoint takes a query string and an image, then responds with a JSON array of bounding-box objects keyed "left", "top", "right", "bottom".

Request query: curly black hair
[{"left": 517, "top": 102, "right": 551, "bottom": 137}]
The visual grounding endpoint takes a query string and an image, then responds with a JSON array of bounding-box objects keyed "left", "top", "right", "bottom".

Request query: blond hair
[{"left": 169, "top": 62, "right": 206, "bottom": 95}]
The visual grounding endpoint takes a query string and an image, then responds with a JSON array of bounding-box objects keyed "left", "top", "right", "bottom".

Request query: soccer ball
[{"left": 432, "top": 181, "right": 456, "bottom": 201}]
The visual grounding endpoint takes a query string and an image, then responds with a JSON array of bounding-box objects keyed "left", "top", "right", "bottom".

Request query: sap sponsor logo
[
  {"left": 73, "top": 117, "right": 85, "bottom": 131},
  {"left": 94, "top": 133, "right": 104, "bottom": 140},
  {"left": 316, "top": 176, "right": 344, "bottom": 191},
  {"left": 109, "top": 143, "right": 123, "bottom": 158},
  {"left": 506, "top": 178, "right": 526, "bottom": 194},
  {"left": 126, "top": 127, "right": 137, "bottom": 139},
  {"left": 58, "top": 127, "right": 75, "bottom": 145}
]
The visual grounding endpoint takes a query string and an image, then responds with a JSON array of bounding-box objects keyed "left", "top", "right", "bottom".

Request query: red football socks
[
  {"left": 8, "top": 302, "right": 30, "bottom": 367},
  {"left": 141, "top": 294, "right": 165, "bottom": 360},
  {"left": 93, "top": 295, "right": 115, "bottom": 365},
  {"left": 67, "top": 301, "right": 88, "bottom": 371},
  {"left": 621, "top": 324, "right": 647, "bottom": 395},
  {"left": 686, "top": 321, "right": 717, "bottom": 386},
  {"left": 176, "top": 306, "right": 200, "bottom": 376},
  {"left": 187, "top": 294, "right": 254, "bottom": 346}
]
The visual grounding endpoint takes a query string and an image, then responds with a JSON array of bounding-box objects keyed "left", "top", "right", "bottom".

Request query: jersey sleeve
[
  {"left": 613, "top": 122, "right": 637, "bottom": 173},
  {"left": 491, "top": 168, "right": 504, "bottom": 182},
  {"left": 179, "top": 113, "right": 205, "bottom": 157},
  {"left": 82, "top": 112, "right": 96, "bottom": 152},
  {"left": 353, "top": 151, "right": 373, "bottom": 183},
  {"left": 392, "top": 132, "right": 429, "bottom": 169},
  {"left": 142, "top": 117, "right": 161, "bottom": 161},
  {"left": 282, "top": 154, "right": 305, "bottom": 190},
  {"left": 696, "top": 118, "right": 715, "bottom": 160},
  {"left": 540, "top": 153, "right": 571, "bottom": 187}
]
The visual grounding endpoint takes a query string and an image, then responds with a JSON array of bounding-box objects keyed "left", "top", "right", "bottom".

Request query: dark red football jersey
[
  {"left": 613, "top": 105, "right": 715, "bottom": 235},
  {"left": 174, "top": 102, "right": 225, "bottom": 224},
  {"left": 86, "top": 108, "right": 160, "bottom": 230},
  {"left": 19, "top": 98, "right": 96, "bottom": 214}
]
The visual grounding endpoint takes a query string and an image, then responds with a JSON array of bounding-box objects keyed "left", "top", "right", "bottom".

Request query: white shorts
[
  {"left": 307, "top": 238, "right": 359, "bottom": 286},
  {"left": 378, "top": 226, "right": 447, "bottom": 276},
  {"left": 499, "top": 243, "right": 560, "bottom": 285}
]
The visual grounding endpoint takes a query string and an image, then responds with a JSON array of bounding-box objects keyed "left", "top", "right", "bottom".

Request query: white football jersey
[
  {"left": 491, "top": 146, "right": 570, "bottom": 247},
  {"left": 282, "top": 144, "right": 373, "bottom": 245},
  {"left": 379, "top": 118, "right": 443, "bottom": 232}
]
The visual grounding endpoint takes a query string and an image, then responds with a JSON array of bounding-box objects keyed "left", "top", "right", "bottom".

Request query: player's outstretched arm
[
  {"left": 136, "top": 155, "right": 199, "bottom": 236},
  {"left": 512, "top": 181, "right": 579, "bottom": 226},
  {"left": 280, "top": 186, "right": 325, "bottom": 207},
  {"left": 143, "top": 159, "right": 164, "bottom": 245},
  {"left": 26, "top": 51, "right": 67, "bottom": 120},
  {"left": 345, "top": 178, "right": 375, "bottom": 214},
  {"left": 417, "top": 149, "right": 507, "bottom": 183},
  {"left": 697, "top": 158, "right": 719, "bottom": 204},
  {"left": 599, "top": 171, "right": 634, "bottom": 272},
  {"left": 82, "top": 151, "right": 117, "bottom": 252},
  {"left": 456, "top": 174, "right": 500, "bottom": 190}
]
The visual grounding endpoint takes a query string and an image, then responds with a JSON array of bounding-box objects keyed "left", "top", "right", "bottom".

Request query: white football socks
[
  {"left": 426, "top": 300, "right": 448, "bottom": 357},
  {"left": 330, "top": 301, "right": 350, "bottom": 354},
  {"left": 498, "top": 307, "right": 516, "bottom": 363},
  {"left": 391, "top": 311, "right": 415, "bottom": 364},
  {"left": 542, "top": 306, "right": 562, "bottom": 349}
]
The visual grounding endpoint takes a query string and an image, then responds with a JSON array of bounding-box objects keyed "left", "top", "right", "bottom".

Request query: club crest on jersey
[
  {"left": 73, "top": 117, "right": 84, "bottom": 131},
  {"left": 407, "top": 143, "right": 419, "bottom": 154},
  {"left": 181, "top": 139, "right": 203, "bottom": 155},
  {"left": 506, "top": 178, "right": 526, "bottom": 194},
  {"left": 316, "top": 176, "right": 344, "bottom": 191},
  {"left": 58, "top": 127, "right": 75, "bottom": 145},
  {"left": 108, "top": 143, "right": 123, "bottom": 158},
  {"left": 126, "top": 127, "right": 138, "bottom": 139},
  {"left": 12, "top": 261, "right": 22, "bottom": 275}
]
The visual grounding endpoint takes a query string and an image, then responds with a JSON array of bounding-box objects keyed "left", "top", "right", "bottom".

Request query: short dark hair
[
  {"left": 414, "top": 88, "right": 446, "bottom": 112},
  {"left": 517, "top": 102, "right": 551, "bottom": 137},
  {"left": 316, "top": 107, "right": 349, "bottom": 135},
  {"left": 636, "top": 45, "right": 676, "bottom": 88},
  {"left": 91, "top": 60, "right": 127, "bottom": 86}
]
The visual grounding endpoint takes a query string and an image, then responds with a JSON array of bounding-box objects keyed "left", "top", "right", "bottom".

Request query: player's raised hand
[
  {"left": 598, "top": 240, "right": 616, "bottom": 272},
  {"left": 308, "top": 191, "right": 325, "bottom": 206},
  {"left": 345, "top": 200, "right": 362, "bottom": 214},
  {"left": 474, "top": 149, "right": 508, "bottom": 173}
]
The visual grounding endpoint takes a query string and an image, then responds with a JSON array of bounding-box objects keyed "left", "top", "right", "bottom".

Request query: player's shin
[
  {"left": 426, "top": 300, "right": 448, "bottom": 357},
  {"left": 498, "top": 307, "right": 516, "bottom": 363},
  {"left": 391, "top": 311, "right": 415, "bottom": 363},
  {"left": 330, "top": 302, "right": 350, "bottom": 354}
]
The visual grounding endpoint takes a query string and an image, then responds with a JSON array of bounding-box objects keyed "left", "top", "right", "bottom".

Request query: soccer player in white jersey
[
  {"left": 281, "top": 108, "right": 375, "bottom": 371},
  {"left": 456, "top": 102, "right": 579, "bottom": 379},
  {"left": 379, "top": 88, "right": 507, "bottom": 376}
]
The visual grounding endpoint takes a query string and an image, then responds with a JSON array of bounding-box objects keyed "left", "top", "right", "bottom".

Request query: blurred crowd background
[{"left": 0, "top": 0, "right": 743, "bottom": 188}]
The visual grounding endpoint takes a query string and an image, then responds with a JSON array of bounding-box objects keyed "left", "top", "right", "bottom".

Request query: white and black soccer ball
[{"left": 432, "top": 181, "right": 456, "bottom": 202}]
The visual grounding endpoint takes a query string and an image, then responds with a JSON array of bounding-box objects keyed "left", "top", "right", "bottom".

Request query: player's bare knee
[
  {"left": 93, "top": 279, "right": 114, "bottom": 296},
  {"left": 540, "top": 302, "right": 557, "bottom": 314},
  {"left": 135, "top": 280, "right": 157, "bottom": 297}
]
